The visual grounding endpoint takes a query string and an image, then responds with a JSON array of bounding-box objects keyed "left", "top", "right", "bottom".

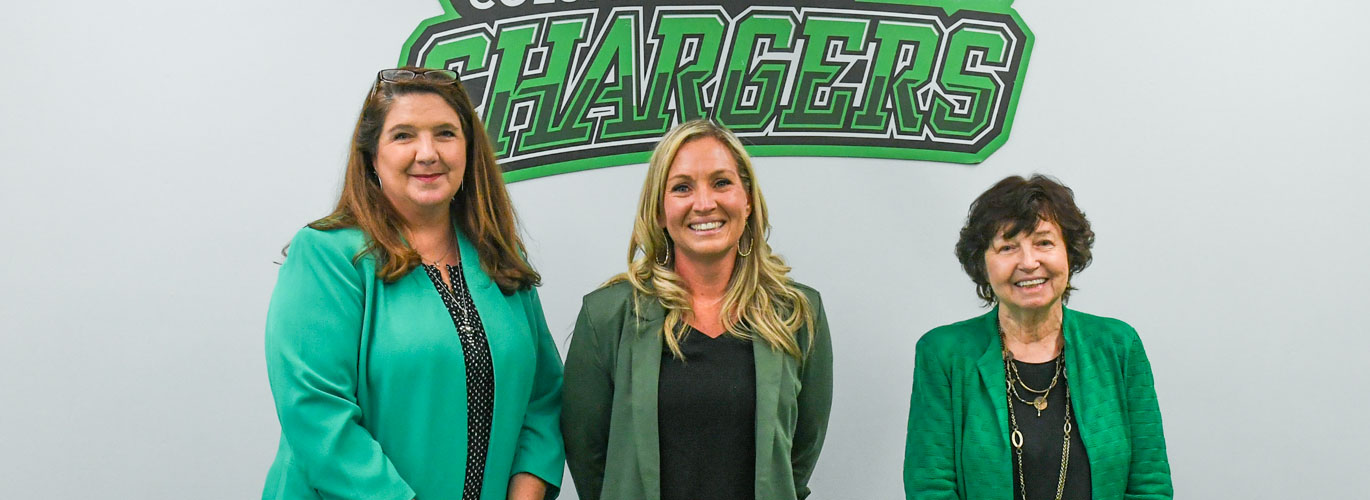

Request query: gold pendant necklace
[
  {"left": 1001, "top": 321, "right": 1064, "bottom": 418},
  {"left": 1005, "top": 353, "right": 1063, "bottom": 417},
  {"left": 1005, "top": 350, "right": 1073, "bottom": 500}
]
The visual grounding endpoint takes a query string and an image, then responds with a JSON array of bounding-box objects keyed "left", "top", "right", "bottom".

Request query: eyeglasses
[{"left": 377, "top": 68, "right": 459, "bottom": 84}]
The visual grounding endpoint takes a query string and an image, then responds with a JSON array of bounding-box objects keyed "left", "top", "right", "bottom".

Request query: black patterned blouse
[{"left": 422, "top": 263, "right": 496, "bottom": 500}]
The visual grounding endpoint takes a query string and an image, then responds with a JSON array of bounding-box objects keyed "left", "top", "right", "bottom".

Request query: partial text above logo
[{"left": 400, "top": 0, "right": 1033, "bottom": 181}]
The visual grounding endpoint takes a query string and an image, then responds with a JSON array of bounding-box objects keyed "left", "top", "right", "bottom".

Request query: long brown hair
[{"left": 308, "top": 67, "right": 539, "bottom": 294}]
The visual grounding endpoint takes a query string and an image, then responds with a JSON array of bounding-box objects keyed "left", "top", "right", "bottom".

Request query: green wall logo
[{"left": 400, "top": 0, "right": 1032, "bottom": 181}]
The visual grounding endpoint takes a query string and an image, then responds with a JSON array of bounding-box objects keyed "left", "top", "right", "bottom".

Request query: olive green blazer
[
  {"left": 561, "top": 281, "right": 833, "bottom": 500},
  {"left": 903, "top": 307, "right": 1172, "bottom": 499}
]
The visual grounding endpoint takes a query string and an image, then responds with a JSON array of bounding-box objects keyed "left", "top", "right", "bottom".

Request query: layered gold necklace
[
  {"left": 1002, "top": 333, "right": 1073, "bottom": 500},
  {"left": 1006, "top": 352, "right": 1062, "bottom": 417}
]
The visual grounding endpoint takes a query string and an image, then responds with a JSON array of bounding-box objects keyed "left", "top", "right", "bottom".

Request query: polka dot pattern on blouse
[{"left": 423, "top": 263, "right": 495, "bottom": 500}]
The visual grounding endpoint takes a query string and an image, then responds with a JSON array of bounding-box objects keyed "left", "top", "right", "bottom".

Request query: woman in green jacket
[
  {"left": 904, "top": 175, "right": 1172, "bottom": 500},
  {"left": 561, "top": 120, "right": 833, "bottom": 500},
  {"left": 263, "top": 68, "right": 564, "bottom": 500}
]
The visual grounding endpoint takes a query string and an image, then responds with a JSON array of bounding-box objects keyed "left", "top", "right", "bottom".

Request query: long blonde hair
[{"left": 608, "top": 120, "right": 815, "bottom": 360}]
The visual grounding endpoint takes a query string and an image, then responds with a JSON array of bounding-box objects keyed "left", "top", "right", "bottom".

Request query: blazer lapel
[
  {"left": 1060, "top": 308, "right": 1100, "bottom": 473},
  {"left": 629, "top": 296, "right": 665, "bottom": 500},
  {"left": 454, "top": 225, "right": 511, "bottom": 337},
  {"left": 976, "top": 308, "right": 1011, "bottom": 445},
  {"left": 752, "top": 333, "right": 784, "bottom": 496}
]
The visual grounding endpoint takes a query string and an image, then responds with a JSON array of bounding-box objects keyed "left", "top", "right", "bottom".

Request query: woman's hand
[{"left": 507, "top": 472, "right": 547, "bottom": 500}]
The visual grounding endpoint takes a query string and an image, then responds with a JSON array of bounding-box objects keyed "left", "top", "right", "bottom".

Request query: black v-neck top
[
  {"left": 657, "top": 327, "right": 757, "bottom": 500},
  {"left": 1010, "top": 357, "right": 1091, "bottom": 500}
]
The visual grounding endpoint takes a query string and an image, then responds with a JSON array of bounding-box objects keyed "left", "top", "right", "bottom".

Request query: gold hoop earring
[
  {"left": 737, "top": 228, "right": 753, "bottom": 257},
  {"left": 656, "top": 234, "right": 672, "bottom": 266}
]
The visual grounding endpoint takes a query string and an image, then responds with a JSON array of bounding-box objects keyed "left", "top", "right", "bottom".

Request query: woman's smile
[
  {"left": 411, "top": 172, "right": 446, "bottom": 183},
  {"left": 688, "top": 220, "right": 726, "bottom": 234}
]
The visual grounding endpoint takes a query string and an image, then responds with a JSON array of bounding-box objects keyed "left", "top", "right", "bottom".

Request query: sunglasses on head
[{"left": 376, "top": 68, "right": 459, "bottom": 84}]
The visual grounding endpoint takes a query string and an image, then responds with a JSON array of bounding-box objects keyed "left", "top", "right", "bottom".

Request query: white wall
[{"left": 2, "top": 0, "right": 1367, "bottom": 498}]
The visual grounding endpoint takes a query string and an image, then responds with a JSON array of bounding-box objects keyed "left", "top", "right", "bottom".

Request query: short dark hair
[{"left": 954, "top": 174, "right": 1095, "bottom": 305}]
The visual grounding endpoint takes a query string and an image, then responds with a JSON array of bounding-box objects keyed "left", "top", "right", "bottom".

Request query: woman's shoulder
[
  {"left": 281, "top": 226, "right": 374, "bottom": 280},
  {"left": 787, "top": 280, "right": 823, "bottom": 306},
  {"left": 572, "top": 281, "right": 640, "bottom": 346},
  {"left": 917, "top": 310, "right": 996, "bottom": 356},
  {"left": 583, "top": 280, "right": 636, "bottom": 308},
  {"left": 1064, "top": 308, "right": 1141, "bottom": 346},
  {"left": 288, "top": 225, "right": 368, "bottom": 256},
  {"left": 579, "top": 280, "right": 646, "bottom": 325},
  {"left": 272, "top": 226, "right": 374, "bottom": 292},
  {"left": 1066, "top": 308, "right": 1135, "bottom": 329}
]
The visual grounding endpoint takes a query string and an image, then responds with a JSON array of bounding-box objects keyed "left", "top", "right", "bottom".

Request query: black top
[
  {"left": 657, "top": 327, "right": 757, "bottom": 500},
  {"left": 1010, "top": 358, "right": 1091, "bottom": 500},
  {"left": 422, "top": 264, "right": 494, "bottom": 500}
]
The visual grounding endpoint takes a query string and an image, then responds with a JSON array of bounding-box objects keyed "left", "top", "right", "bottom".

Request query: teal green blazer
[
  {"left": 903, "top": 307, "right": 1172, "bottom": 499},
  {"left": 263, "top": 226, "right": 564, "bottom": 500},
  {"left": 561, "top": 281, "right": 833, "bottom": 500}
]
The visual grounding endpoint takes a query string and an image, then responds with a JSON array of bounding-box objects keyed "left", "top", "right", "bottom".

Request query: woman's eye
[
  {"left": 670, "top": 184, "right": 690, "bottom": 193},
  {"left": 392, "top": 132, "right": 412, "bottom": 140},
  {"left": 999, "top": 244, "right": 1016, "bottom": 253},
  {"left": 714, "top": 178, "right": 732, "bottom": 188},
  {"left": 438, "top": 130, "right": 458, "bottom": 138},
  {"left": 1036, "top": 240, "right": 1054, "bottom": 248}
]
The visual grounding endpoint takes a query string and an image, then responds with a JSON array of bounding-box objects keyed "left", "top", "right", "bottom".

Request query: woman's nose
[
  {"left": 692, "top": 190, "right": 718, "bottom": 211},
  {"left": 415, "top": 135, "right": 438, "bottom": 164},
  {"left": 1017, "top": 247, "right": 1041, "bottom": 269}
]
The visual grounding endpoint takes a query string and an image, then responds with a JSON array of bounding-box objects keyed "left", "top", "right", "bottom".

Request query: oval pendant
[{"left": 1033, "top": 396, "right": 1048, "bottom": 411}]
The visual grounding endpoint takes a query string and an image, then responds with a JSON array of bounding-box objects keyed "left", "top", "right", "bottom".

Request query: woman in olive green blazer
[
  {"left": 562, "top": 120, "right": 833, "bottom": 500},
  {"left": 904, "top": 175, "right": 1172, "bottom": 500}
]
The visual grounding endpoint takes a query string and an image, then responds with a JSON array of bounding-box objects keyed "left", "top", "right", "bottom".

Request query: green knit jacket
[{"left": 903, "top": 307, "right": 1172, "bottom": 499}]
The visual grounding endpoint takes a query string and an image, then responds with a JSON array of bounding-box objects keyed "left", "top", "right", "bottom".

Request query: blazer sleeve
[
  {"left": 902, "top": 334, "right": 959, "bottom": 500},
  {"left": 510, "top": 287, "right": 567, "bottom": 497},
  {"left": 1123, "top": 331, "right": 1174, "bottom": 499},
  {"left": 792, "top": 295, "right": 834, "bottom": 500},
  {"left": 561, "top": 297, "right": 614, "bottom": 500},
  {"left": 264, "top": 229, "right": 414, "bottom": 500}
]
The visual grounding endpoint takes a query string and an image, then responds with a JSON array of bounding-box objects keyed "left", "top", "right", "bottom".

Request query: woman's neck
[
  {"left": 404, "top": 210, "right": 457, "bottom": 265},
  {"left": 998, "top": 303, "right": 1064, "bottom": 363},
  {"left": 673, "top": 252, "right": 736, "bottom": 336},
  {"left": 674, "top": 252, "right": 735, "bottom": 303}
]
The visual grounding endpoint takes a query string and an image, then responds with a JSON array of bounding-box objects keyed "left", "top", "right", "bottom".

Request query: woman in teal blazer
[
  {"left": 904, "top": 175, "right": 1172, "bottom": 500},
  {"left": 263, "top": 68, "right": 563, "bottom": 500},
  {"left": 562, "top": 120, "right": 833, "bottom": 500}
]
